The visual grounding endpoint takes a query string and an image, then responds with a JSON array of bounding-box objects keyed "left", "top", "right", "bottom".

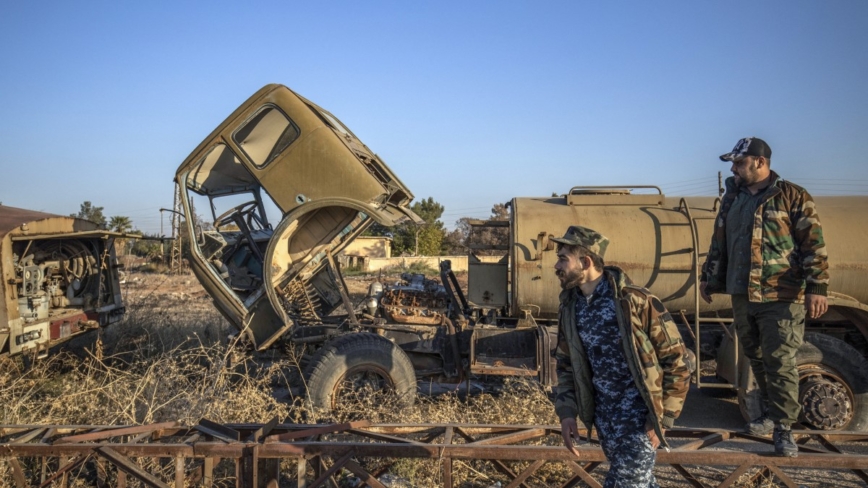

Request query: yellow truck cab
[{"left": 175, "top": 84, "right": 422, "bottom": 350}]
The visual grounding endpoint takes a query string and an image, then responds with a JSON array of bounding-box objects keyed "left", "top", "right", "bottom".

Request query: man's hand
[
  {"left": 560, "top": 418, "right": 582, "bottom": 458},
  {"left": 805, "top": 294, "right": 828, "bottom": 319},
  {"left": 699, "top": 281, "right": 713, "bottom": 304},
  {"left": 646, "top": 425, "right": 663, "bottom": 450}
]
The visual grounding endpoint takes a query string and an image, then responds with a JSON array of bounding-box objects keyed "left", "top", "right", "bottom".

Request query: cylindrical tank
[{"left": 510, "top": 188, "right": 868, "bottom": 319}]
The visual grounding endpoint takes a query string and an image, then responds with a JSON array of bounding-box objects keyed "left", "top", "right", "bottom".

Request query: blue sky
[{"left": 1, "top": 1, "right": 866, "bottom": 233}]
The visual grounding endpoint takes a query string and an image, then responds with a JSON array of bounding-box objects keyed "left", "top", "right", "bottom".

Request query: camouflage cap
[
  {"left": 719, "top": 137, "right": 772, "bottom": 162},
  {"left": 551, "top": 225, "right": 609, "bottom": 259}
]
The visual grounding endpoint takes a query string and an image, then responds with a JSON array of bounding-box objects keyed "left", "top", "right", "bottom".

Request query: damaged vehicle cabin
[
  {"left": 0, "top": 205, "right": 126, "bottom": 360},
  {"left": 175, "top": 84, "right": 427, "bottom": 383}
]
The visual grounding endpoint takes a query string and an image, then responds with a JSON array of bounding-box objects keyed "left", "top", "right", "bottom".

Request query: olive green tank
[{"left": 510, "top": 187, "right": 868, "bottom": 319}]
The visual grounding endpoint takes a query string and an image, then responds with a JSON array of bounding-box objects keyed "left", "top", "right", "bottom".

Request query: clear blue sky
[{"left": 2, "top": 1, "right": 866, "bottom": 234}]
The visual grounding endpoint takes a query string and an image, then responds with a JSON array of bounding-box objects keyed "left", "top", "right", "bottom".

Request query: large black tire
[
  {"left": 303, "top": 333, "right": 417, "bottom": 411},
  {"left": 738, "top": 333, "right": 868, "bottom": 431},
  {"left": 797, "top": 333, "right": 868, "bottom": 430}
]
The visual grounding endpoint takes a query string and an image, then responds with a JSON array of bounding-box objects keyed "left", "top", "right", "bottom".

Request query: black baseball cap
[{"left": 719, "top": 137, "right": 772, "bottom": 162}]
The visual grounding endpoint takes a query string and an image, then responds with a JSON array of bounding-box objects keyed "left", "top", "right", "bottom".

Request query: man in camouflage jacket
[
  {"left": 700, "top": 137, "right": 829, "bottom": 457},
  {"left": 552, "top": 225, "right": 690, "bottom": 487}
]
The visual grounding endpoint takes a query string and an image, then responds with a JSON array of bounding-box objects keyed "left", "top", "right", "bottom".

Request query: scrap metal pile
[{"left": 379, "top": 273, "right": 449, "bottom": 325}]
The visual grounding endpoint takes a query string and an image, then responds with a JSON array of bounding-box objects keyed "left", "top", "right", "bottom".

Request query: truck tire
[
  {"left": 303, "top": 333, "right": 417, "bottom": 411},
  {"left": 738, "top": 333, "right": 868, "bottom": 431}
]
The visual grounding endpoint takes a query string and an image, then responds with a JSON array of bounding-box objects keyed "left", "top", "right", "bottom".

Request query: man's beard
[
  {"left": 733, "top": 168, "right": 759, "bottom": 187},
  {"left": 557, "top": 269, "right": 585, "bottom": 290}
]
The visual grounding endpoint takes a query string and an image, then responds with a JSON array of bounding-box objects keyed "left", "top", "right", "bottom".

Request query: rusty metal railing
[{"left": 3, "top": 421, "right": 868, "bottom": 487}]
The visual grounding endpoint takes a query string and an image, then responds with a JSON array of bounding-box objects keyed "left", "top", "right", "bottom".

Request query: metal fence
[{"left": 3, "top": 421, "right": 868, "bottom": 487}]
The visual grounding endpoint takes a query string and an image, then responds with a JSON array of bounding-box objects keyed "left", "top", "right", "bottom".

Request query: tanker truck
[{"left": 177, "top": 84, "right": 868, "bottom": 431}]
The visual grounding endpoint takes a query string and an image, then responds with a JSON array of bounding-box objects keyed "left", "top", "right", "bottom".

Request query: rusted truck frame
[
  {"left": 4, "top": 421, "right": 868, "bottom": 487},
  {"left": 0, "top": 205, "right": 126, "bottom": 359},
  {"left": 176, "top": 84, "right": 868, "bottom": 432}
]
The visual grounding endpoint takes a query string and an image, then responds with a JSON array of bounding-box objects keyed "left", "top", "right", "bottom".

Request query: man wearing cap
[
  {"left": 700, "top": 137, "right": 829, "bottom": 457},
  {"left": 552, "top": 225, "right": 690, "bottom": 487}
]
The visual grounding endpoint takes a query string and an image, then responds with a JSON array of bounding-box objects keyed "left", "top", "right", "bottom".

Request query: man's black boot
[
  {"left": 773, "top": 424, "right": 798, "bottom": 457},
  {"left": 745, "top": 412, "right": 773, "bottom": 436}
]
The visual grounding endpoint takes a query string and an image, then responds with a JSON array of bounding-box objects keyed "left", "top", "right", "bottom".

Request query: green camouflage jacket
[
  {"left": 700, "top": 171, "right": 829, "bottom": 302},
  {"left": 554, "top": 266, "right": 690, "bottom": 448}
]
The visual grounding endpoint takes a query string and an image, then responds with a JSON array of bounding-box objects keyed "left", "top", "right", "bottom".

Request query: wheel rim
[
  {"left": 798, "top": 364, "right": 854, "bottom": 430},
  {"left": 331, "top": 364, "right": 395, "bottom": 410}
]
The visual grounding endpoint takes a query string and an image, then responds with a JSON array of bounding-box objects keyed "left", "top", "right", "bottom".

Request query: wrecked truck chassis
[
  {"left": 283, "top": 262, "right": 549, "bottom": 393},
  {"left": 278, "top": 261, "right": 557, "bottom": 413}
]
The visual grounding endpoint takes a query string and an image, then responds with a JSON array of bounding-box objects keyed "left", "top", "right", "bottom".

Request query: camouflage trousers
[
  {"left": 596, "top": 416, "right": 659, "bottom": 488},
  {"left": 731, "top": 295, "right": 806, "bottom": 426}
]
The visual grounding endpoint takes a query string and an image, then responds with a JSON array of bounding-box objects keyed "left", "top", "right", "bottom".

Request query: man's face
[
  {"left": 555, "top": 247, "right": 587, "bottom": 290},
  {"left": 731, "top": 156, "right": 762, "bottom": 186}
]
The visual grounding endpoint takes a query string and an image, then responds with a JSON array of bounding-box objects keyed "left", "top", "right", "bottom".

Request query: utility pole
[
  {"left": 159, "top": 210, "right": 165, "bottom": 264},
  {"left": 169, "top": 183, "right": 183, "bottom": 274}
]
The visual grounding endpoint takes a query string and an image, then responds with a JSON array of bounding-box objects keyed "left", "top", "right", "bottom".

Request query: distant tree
[
  {"left": 443, "top": 217, "right": 472, "bottom": 255},
  {"left": 71, "top": 201, "right": 106, "bottom": 227},
  {"left": 414, "top": 224, "right": 443, "bottom": 256},
  {"left": 109, "top": 215, "right": 133, "bottom": 233},
  {"left": 447, "top": 203, "right": 510, "bottom": 256},
  {"left": 130, "top": 232, "right": 163, "bottom": 260},
  {"left": 412, "top": 197, "right": 446, "bottom": 224},
  {"left": 108, "top": 215, "right": 134, "bottom": 256},
  {"left": 371, "top": 197, "right": 446, "bottom": 256},
  {"left": 363, "top": 221, "right": 392, "bottom": 238},
  {"left": 475, "top": 203, "right": 510, "bottom": 255},
  {"left": 410, "top": 197, "right": 446, "bottom": 256}
]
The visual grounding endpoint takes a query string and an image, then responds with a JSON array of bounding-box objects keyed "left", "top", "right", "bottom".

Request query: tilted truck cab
[{"left": 175, "top": 84, "right": 422, "bottom": 350}]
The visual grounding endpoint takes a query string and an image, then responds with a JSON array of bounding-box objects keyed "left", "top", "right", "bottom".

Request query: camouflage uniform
[
  {"left": 701, "top": 170, "right": 829, "bottom": 302},
  {"left": 554, "top": 266, "right": 690, "bottom": 487},
  {"left": 701, "top": 170, "right": 828, "bottom": 426}
]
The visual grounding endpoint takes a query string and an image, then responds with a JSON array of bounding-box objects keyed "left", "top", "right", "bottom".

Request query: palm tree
[
  {"left": 109, "top": 216, "right": 134, "bottom": 256},
  {"left": 109, "top": 216, "right": 133, "bottom": 233}
]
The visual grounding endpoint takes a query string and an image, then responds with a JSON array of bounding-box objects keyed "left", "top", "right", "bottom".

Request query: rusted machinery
[
  {"left": 0, "top": 205, "right": 126, "bottom": 360},
  {"left": 3, "top": 421, "right": 868, "bottom": 487}
]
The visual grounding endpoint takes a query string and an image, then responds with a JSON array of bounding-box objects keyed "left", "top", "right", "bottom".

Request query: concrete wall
[
  {"left": 342, "top": 236, "right": 391, "bottom": 258},
  {"left": 363, "top": 254, "right": 505, "bottom": 273}
]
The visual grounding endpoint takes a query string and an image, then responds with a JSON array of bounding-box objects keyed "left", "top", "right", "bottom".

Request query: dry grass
[
  {"left": 0, "top": 273, "right": 297, "bottom": 486},
  {"left": 2, "top": 277, "right": 290, "bottom": 427},
  {"left": 0, "top": 272, "right": 565, "bottom": 486},
  {"left": 0, "top": 271, "right": 827, "bottom": 487}
]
